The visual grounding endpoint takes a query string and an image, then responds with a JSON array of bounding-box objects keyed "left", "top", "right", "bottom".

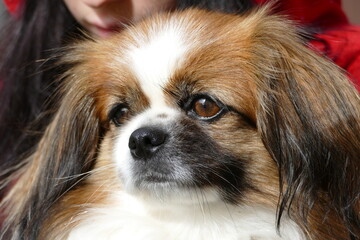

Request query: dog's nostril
[{"left": 128, "top": 127, "right": 167, "bottom": 160}]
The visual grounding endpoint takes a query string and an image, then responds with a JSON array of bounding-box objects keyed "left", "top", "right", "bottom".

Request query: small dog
[{"left": 1, "top": 6, "right": 359, "bottom": 240}]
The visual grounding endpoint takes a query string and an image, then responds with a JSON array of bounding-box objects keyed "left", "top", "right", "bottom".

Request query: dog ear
[
  {"left": 253, "top": 16, "right": 360, "bottom": 238},
  {"left": 1, "top": 55, "right": 103, "bottom": 238}
]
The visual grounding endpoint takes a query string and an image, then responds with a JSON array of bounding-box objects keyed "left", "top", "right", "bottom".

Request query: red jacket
[
  {"left": 255, "top": 0, "right": 360, "bottom": 91},
  {"left": 3, "top": 0, "right": 360, "bottom": 90}
]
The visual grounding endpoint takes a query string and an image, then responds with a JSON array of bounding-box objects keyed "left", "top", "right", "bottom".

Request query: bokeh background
[
  {"left": 343, "top": 0, "right": 360, "bottom": 24},
  {"left": 0, "top": 1, "right": 359, "bottom": 28}
]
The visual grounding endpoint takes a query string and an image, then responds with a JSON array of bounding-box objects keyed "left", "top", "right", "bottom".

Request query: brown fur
[{"left": 1, "top": 6, "right": 359, "bottom": 240}]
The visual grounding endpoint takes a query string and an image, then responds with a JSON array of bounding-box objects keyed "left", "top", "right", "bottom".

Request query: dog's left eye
[
  {"left": 186, "top": 95, "right": 225, "bottom": 121},
  {"left": 109, "top": 104, "right": 130, "bottom": 126}
]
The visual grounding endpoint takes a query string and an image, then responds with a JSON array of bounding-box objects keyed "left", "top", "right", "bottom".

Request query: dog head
[{"left": 2, "top": 7, "right": 360, "bottom": 240}]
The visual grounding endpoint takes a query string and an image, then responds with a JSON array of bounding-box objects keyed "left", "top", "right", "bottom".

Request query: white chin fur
[
  {"left": 67, "top": 192, "right": 303, "bottom": 240},
  {"left": 131, "top": 186, "right": 221, "bottom": 206}
]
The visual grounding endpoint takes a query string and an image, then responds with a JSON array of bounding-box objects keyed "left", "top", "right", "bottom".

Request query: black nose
[{"left": 128, "top": 127, "right": 167, "bottom": 160}]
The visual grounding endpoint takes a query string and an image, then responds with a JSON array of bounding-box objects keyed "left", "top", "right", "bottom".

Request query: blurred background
[
  {"left": 0, "top": 0, "right": 359, "bottom": 27},
  {"left": 343, "top": 0, "right": 360, "bottom": 24}
]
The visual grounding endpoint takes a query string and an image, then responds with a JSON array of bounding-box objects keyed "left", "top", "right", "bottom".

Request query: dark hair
[
  {"left": 0, "top": 0, "right": 254, "bottom": 191},
  {"left": 0, "top": 0, "right": 80, "bottom": 181}
]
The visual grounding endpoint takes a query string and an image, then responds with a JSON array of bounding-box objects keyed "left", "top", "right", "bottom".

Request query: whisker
[{"left": 56, "top": 163, "right": 117, "bottom": 183}]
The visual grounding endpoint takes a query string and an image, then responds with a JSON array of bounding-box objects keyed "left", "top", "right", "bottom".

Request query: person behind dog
[{"left": 0, "top": 0, "right": 359, "bottom": 198}]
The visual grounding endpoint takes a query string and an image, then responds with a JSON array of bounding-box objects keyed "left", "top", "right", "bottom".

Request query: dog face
[
  {"left": 67, "top": 9, "right": 276, "bottom": 207},
  {"left": 2, "top": 7, "right": 359, "bottom": 240},
  {"left": 106, "top": 24, "right": 265, "bottom": 203}
]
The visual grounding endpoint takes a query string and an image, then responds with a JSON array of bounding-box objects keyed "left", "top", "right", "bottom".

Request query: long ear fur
[
  {"left": 253, "top": 13, "right": 360, "bottom": 240},
  {"left": 0, "top": 48, "right": 103, "bottom": 239}
]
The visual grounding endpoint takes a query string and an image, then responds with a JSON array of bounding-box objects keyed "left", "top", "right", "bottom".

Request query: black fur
[{"left": 130, "top": 117, "right": 252, "bottom": 204}]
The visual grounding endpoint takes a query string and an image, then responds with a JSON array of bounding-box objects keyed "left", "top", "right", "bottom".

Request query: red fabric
[
  {"left": 255, "top": 0, "right": 360, "bottom": 90},
  {"left": 310, "top": 26, "right": 360, "bottom": 91},
  {"left": 254, "top": 0, "right": 349, "bottom": 27},
  {"left": 3, "top": 0, "right": 21, "bottom": 15}
]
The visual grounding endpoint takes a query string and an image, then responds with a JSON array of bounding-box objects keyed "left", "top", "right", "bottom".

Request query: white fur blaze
[{"left": 127, "top": 23, "right": 188, "bottom": 107}]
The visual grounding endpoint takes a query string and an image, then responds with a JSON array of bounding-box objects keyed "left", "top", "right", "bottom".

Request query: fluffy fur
[{"left": 1, "top": 6, "right": 359, "bottom": 240}]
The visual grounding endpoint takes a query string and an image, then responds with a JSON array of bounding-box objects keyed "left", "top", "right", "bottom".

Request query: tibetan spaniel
[{"left": 1, "top": 6, "right": 360, "bottom": 240}]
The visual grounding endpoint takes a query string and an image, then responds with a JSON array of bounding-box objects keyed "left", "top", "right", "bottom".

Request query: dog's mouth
[
  {"left": 129, "top": 168, "right": 199, "bottom": 203},
  {"left": 143, "top": 174, "right": 179, "bottom": 184},
  {"left": 132, "top": 159, "right": 193, "bottom": 190},
  {"left": 130, "top": 167, "right": 225, "bottom": 204},
  {"left": 139, "top": 172, "right": 179, "bottom": 184}
]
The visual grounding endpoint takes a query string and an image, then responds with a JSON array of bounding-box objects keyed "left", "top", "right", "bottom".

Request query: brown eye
[
  {"left": 193, "top": 98, "right": 221, "bottom": 118},
  {"left": 110, "top": 104, "right": 130, "bottom": 126},
  {"left": 185, "top": 95, "right": 226, "bottom": 121}
]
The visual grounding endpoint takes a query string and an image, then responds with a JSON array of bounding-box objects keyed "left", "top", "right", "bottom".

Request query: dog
[{"left": 1, "top": 6, "right": 359, "bottom": 240}]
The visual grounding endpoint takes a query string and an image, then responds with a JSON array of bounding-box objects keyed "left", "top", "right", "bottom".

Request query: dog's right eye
[{"left": 109, "top": 104, "right": 130, "bottom": 126}]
